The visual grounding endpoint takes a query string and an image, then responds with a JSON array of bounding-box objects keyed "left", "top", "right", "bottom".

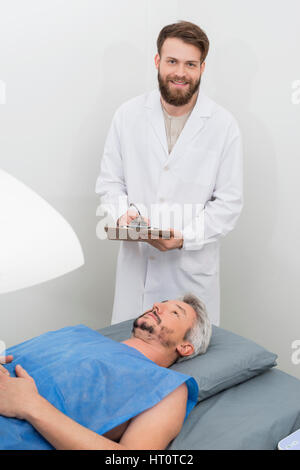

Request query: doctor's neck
[{"left": 160, "top": 90, "right": 198, "bottom": 117}]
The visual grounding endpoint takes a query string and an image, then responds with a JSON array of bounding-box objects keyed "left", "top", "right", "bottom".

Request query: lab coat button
[
  {"left": 164, "top": 166, "right": 169, "bottom": 171},
  {"left": 159, "top": 197, "right": 165, "bottom": 203},
  {"left": 149, "top": 256, "right": 155, "bottom": 260}
]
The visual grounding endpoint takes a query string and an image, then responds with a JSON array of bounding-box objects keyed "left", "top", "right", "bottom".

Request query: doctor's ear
[
  {"left": 154, "top": 53, "right": 160, "bottom": 69},
  {"left": 176, "top": 343, "right": 194, "bottom": 359}
]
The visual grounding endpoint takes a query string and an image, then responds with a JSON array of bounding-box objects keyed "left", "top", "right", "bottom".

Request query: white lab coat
[{"left": 96, "top": 88, "right": 243, "bottom": 326}]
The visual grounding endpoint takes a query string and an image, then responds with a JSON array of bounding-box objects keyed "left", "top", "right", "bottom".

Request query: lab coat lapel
[
  {"left": 145, "top": 88, "right": 214, "bottom": 166},
  {"left": 145, "top": 89, "right": 168, "bottom": 157},
  {"left": 168, "top": 90, "right": 213, "bottom": 165}
]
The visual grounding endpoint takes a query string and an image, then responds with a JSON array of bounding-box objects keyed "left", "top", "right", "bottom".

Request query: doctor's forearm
[
  {"left": 182, "top": 201, "right": 242, "bottom": 250},
  {"left": 203, "top": 197, "right": 243, "bottom": 240},
  {"left": 25, "top": 395, "right": 127, "bottom": 450}
]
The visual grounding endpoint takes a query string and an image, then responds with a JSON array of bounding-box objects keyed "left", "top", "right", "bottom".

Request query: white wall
[{"left": 0, "top": 0, "right": 299, "bottom": 379}]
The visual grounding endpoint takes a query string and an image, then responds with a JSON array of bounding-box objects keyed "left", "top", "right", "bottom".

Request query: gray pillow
[{"left": 98, "top": 320, "right": 277, "bottom": 402}]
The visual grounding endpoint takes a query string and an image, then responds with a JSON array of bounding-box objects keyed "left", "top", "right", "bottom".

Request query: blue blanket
[{"left": 0, "top": 325, "right": 198, "bottom": 450}]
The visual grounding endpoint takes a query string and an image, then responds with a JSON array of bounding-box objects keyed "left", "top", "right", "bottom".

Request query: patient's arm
[
  {"left": 119, "top": 382, "right": 188, "bottom": 449},
  {"left": 0, "top": 364, "right": 188, "bottom": 450},
  {"left": 27, "top": 382, "right": 187, "bottom": 450}
]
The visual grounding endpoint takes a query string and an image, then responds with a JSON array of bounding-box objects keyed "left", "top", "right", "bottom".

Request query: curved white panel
[{"left": 0, "top": 169, "right": 84, "bottom": 294}]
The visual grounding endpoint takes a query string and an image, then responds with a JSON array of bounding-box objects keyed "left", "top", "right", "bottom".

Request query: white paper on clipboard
[{"left": 104, "top": 225, "right": 172, "bottom": 241}]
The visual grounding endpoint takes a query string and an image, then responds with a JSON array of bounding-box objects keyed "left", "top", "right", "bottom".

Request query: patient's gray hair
[{"left": 176, "top": 293, "right": 212, "bottom": 363}]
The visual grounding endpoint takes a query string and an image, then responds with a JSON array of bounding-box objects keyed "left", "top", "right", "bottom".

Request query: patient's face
[{"left": 132, "top": 299, "right": 196, "bottom": 350}]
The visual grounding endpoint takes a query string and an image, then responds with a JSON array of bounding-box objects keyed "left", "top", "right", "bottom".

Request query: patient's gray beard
[
  {"left": 132, "top": 319, "right": 155, "bottom": 335},
  {"left": 131, "top": 310, "right": 160, "bottom": 336}
]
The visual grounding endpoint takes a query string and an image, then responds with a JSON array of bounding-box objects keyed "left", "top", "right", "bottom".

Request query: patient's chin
[{"left": 132, "top": 318, "right": 155, "bottom": 335}]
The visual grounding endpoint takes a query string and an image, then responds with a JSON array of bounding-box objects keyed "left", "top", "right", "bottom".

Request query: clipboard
[{"left": 104, "top": 225, "right": 172, "bottom": 241}]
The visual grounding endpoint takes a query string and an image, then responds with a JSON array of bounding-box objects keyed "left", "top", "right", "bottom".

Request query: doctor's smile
[
  {"left": 171, "top": 82, "right": 188, "bottom": 87},
  {"left": 169, "top": 78, "right": 190, "bottom": 86}
]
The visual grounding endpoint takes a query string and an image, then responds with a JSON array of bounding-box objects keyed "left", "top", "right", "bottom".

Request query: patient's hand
[
  {"left": 0, "top": 364, "right": 39, "bottom": 420},
  {"left": 0, "top": 355, "right": 13, "bottom": 376}
]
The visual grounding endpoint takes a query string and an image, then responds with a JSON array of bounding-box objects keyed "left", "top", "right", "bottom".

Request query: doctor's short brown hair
[{"left": 157, "top": 21, "right": 210, "bottom": 64}]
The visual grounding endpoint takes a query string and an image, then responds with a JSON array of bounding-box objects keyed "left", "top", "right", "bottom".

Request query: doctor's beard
[{"left": 157, "top": 69, "right": 201, "bottom": 107}]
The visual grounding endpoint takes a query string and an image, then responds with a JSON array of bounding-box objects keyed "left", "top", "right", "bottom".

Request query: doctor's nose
[{"left": 174, "top": 63, "right": 186, "bottom": 78}]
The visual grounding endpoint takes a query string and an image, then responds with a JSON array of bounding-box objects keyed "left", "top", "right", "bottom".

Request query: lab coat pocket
[
  {"left": 174, "top": 149, "right": 218, "bottom": 204},
  {"left": 179, "top": 243, "right": 218, "bottom": 276},
  {"left": 177, "top": 148, "right": 218, "bottom": 184}
]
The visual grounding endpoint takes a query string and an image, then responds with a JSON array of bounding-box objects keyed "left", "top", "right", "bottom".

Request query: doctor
[{"left": 96, "top": 21, "right": 243, "bottom": 326}]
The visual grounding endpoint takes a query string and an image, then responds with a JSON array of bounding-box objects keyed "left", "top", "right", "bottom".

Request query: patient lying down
[{"left": 0, "top": 293, "right": 211, "bottom": 450}]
